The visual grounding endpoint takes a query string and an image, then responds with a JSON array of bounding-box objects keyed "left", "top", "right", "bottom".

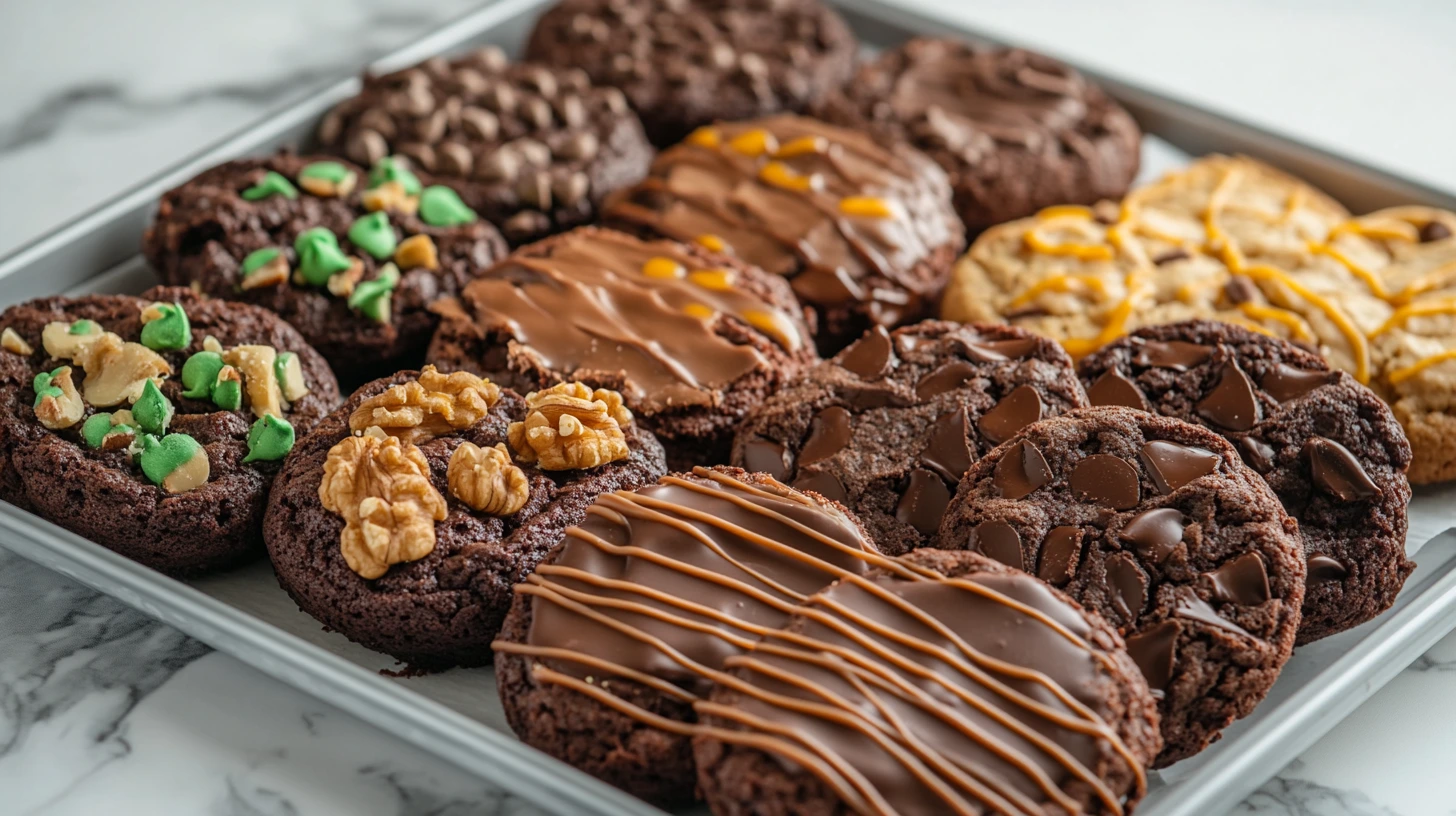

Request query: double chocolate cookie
[
  {"left": 144, "top": 153, "right": 508, "bottom": 378},
  {"left": 317, "top": 48, "right": 654, "bottom": 245},
  {"left": 263, "top": 368, "right": 666, "bottom": 667},
  {"left": 605, "top": 114, "right": 965, "bottom": 351},
  {"left": 817, "top": 39, "right": 1143, "bottom": 232},
  {"left": 1079, "top": 320, "right": 1413, "bottom": 643},
  {"left": 731, "top": 320, "right": 1087, "bottom": 555},
  {"left": 936, "top": 408, "right": 1305, "bottom": 765},
  {"left": 524, "top": 0, "right": 857, "bottom": 147},
  {"left": 0, "top": 287, "right": 340, "bottom": 574},
  {"left": 427, "top": 227, "right": 817, "bottom": 469},
  {"left": 695, "top": 549, "right": 1162, "bottom": 815}
]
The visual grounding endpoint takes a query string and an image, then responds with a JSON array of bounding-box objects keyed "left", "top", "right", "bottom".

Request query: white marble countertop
[{"left": 4, "top": 1, "right": 1456, "bottom": 814}]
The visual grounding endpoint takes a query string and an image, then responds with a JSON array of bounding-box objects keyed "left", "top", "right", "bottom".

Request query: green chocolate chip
[
  {"left": 140, "top": 302, "right": 191, "bottom": 351},
  {"left": 367, "top": 156, "right": 422, "bottom": 196},
  {"left": 348, "top": 263, "right": 400, "bottom": 324},
  {"left": 138, "top": 433, "right": 204, "bottom": 487},
  {"left": 212, "top": 368, "right": 243, "bottom": 411},
  {"left": 82, "top": 413, "right": 114, "bottom": 449},
  {"left": 418, "top": 186, "right": 478, "bottom": 227},
  {"left": 32, "top": 367, "right": 65, "bottom": 407},
  {"left": 241, "top": 247, "right": 283, "bottom": 276},
  {"left": 294, "top": 227, "right": 352, "bottom": 286},
  {"left": 347, "top": 211, "right": 398, "bottom": 260},
  {"left": 133, "top": 380, "right": 175, "bottom": 436},
  {"left": 242, "top": 414, "right": 295, "bottom": 463},
  {"left": 300, "top": 161, "right": 351, "bottom": 184},
  {"left": 68, "top": 319, "right": 99, "bottom": 336},
  {"left": 181, "top": 351, "right": 225, "bottom": 399},
  {"left": 241, "top": 171, "right": 299, "bottom": 201}
]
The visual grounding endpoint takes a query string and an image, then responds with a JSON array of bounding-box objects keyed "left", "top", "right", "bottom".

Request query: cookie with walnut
[{"left": 935, "top": 407, "right": 1305, "bottom": 766}]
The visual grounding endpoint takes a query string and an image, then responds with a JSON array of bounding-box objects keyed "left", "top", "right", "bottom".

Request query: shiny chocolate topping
[
  {"left": 1260, "top": 363, "right": 1329, "bottom": 403},
  {"left": 1087, "top": 368, "right": 1148, "bottom": 411},
  {"left": 1138, "top": 440, "right": 1220, "bottom": 495},
  {"left": 1195, "top": 361, "right": 1260, "bottom": 432},
  {"left": 1304, "top": 437, "right": 1380, "bottom": 501},
  {"left": 977, "top": 384, "right": 1044, "bottom": 445}
]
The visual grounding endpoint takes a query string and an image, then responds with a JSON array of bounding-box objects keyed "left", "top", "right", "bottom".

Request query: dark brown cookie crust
[
  {"left": 816, "top": 39, "right": 1142, "bottom": 233},
  {"left": 143, "top": 153, "right": 508, "bottom": 379},
  {"left": 524, "top": 0, "right": 858, "bottom": 148},
  {"left": 263, "top": 371, "right": 666, "bottom": 668},
  {"left": 732, "top": 320, "right": 1087, "bottom": 555},
  {"left": 693, "top": 549, "right": 1163, "bottom": 815},
  {"left": 317, "top": 49, "right": 655, "bottom": 246},
  {"left": 0, "top": 287, "right": 341, "bottom": 575},
  {"left": 936, "top": 408, "right": 1305, "bottom": 766},
  {"left": 1079, "top": 320, "right": 1412, "bottom": 644}
]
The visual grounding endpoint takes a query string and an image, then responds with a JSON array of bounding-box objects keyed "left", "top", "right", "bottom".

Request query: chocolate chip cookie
[
  {"left": 694, "top": 548, "right": 1162, "bottom": 816},
  {"left": 264, "top": 368, "right": 665, "bottom": 668},
  {"left": 317, "top": 48, "right": 654, "bottom": 245},
  {"left": 731, "top": 320, "right": 1087, "bottom": 555},
  {"left": 524, "top": 0, "right": 857, "bottom": 147},
  {"left": 426, "top": 226, "right": 817, "bottom": 470},
  {"left": 1079, "top": 320, "right": 1413, "bottom": 643},
  {"left": 0, "top": 287, "right": 340, "bottom": 574},
  {"left": 605, "top": 114, "right": 965, "bottom": 351},
  {"left": 143, "top": 153, "right": 508, "bottom": 379},
  {"left": 936, "top": 407, "right": 1305, "bottom": 766},
  {"left": 817, "top": 39, "right": 1143, "bottom": 233}
]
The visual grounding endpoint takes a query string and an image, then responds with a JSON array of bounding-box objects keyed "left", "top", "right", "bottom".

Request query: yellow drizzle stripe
[
  {"left": 1238, "top": 302, "right": 1313, "bottom": 340},
  {"left": 1390, "top": 350, "right": 1456, "bottom": 385},
  {"left": 1022, "top": 226, "right": 1114, "bottom": 261},
  {"left": 687, "top": 127, "right": 721, "bottom": 149},
  {"left": 1372, "top": 297, "right": 1456, "bottom": 336},
  {"left": 1329, "top": 218, "right": 1419, "bottom": 243},
  {"left": 1308, "top": 241, "right": 1390, "bottom": 299},
  {"left": 773, "top": 136, "right": 827, "bottom": 158},
  {"left": 1009, "top": 274, "right": 1109, "bottom": 308},
  {"left": 1058, "top": 272, "right": 1146, "bottom": 357},
  {"left": 1393, "top": 260, "right": 1456, "bottom": 304},
  {"left": 1228, "top": 317, "right": 1276, "bottom": 336},
  {"left": 1036, "top": 205, "right": 1095, "bottom": 220},
  {"left": 1244, "top": 264, "right": 1370, "bottom": 383}
]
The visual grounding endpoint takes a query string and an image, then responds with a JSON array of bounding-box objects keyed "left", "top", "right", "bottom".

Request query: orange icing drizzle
[
  {"left": 1238, "top": 302, "right": 1313, "bottom": 341},
  {"left": 1242, "top": 264, "right": 1370, "bottom": 382},
  {"left": 1372, "top": 297, "right": 1456, "bottom": 336},
  {"left": 1390, "top": 349, "right": 1456, "bottom": 385}
]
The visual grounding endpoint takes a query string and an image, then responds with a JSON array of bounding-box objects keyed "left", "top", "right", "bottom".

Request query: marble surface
[{"left": 4, "top": 1, "right": 1456, "bottom": 814}]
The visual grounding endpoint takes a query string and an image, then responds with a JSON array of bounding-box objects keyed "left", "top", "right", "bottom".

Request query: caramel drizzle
[{"left": 493, "top": 468, "right": 1143, "bottom": 815}]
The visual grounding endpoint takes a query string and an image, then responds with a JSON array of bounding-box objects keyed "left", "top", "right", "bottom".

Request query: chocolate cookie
[
  {"left": 493, "top": 466, "right": 894, "bottom": 807},
  {"left": 263, "top": 368, "right": 664, "bottom": 667},
  {"left": 731, "top": 320, "right": 1087, "bottom": 555},
  {"left": 694, "top": 549, "right": 1162, "bottom": 815},
  {"left": 935, "top": 408, "right": 1305, "bottom": 765},
  {"left": 523, "top": 0, "right": 857, "bottom": 147},
  {"left": 0, "top": 287, "right": 340, "bottom": 574},
  {"left": 605, "top": 114, "right": 965, "bottom": 351},
  {"left": 817, "top": 39, "right": 1142, "bottom": 233},
  {"left": 317, "top": 48, "right": 654, "bottom": 245},
  {"left": 427, "top": 226, "right": 817, "bottom": 469},
  {"left": 143, "top": 153, "right": 508, "bottom": 379},
  {"left": 1079, "top": 320, "right": 1413, "bottom": 643}
]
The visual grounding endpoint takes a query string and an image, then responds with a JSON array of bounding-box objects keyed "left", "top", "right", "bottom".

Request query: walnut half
[
  {"left": 349, "top": 365, "right": 501, "bottom": 443},
  {"left": 448, "top": 441, "right": 528, "bottom": 516},
  {"left": 508, "top": 382, "right": 632, "bottom": 471}
]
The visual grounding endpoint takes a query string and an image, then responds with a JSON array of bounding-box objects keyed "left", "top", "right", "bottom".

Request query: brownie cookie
[
  {"left": 493, "top": 466, "right": 896, "bottom": 807},
  {"left": 427, "top": 226, "right": 817, "bottom": 469},
  {"left": 317, "top": 48, "right": 654, "bottom": 245},
  {"left": 143, "top": 153, "right": 508, "bottom": 378},
  {"left": 694, "top": 549, "right": 1162, "bottom": 815},
  {"left": 936, "top": 408, "right": 1305, "bottom": 765},
  {"left": 524, "top": 0, "right": 857, "bottom": 147},
  {"left": 263, "top": 368, "right": 665, "bottom": 667},
  {"left": 817, "top": 39, "right": 1142, "bottom": 233},
  {"left": 1079, "top": 320, "right": 1413, "bottom": 643},
  {"left": 606, "top": 114, "right": 965, "bottom": 351},
  {"left": 731, "top": 320, "right": 1087, "bottom": 555},
  {"left": 0, "top": 287, "right": 340, "bottom": 574}
]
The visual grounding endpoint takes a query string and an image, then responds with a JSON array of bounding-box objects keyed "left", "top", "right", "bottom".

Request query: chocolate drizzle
[{"left": 1086, "top": 368, "right": 1148, "bottom": 411}]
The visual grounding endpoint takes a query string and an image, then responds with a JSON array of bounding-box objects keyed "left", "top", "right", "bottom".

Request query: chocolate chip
[
  {"left": 1236, "top": 436, "right": 1276, "bottom": 474},
  {"left": 347, "top": 129, "right": 389, "bottom": 166},
  {"left": 1104, "top": 552, "right": 1148, "bottom": 622},
  {"left": 895, "top": 469, "right": 952, "bottom": 536},
  {"left": 358, "top": 108, "right": 398, "bottom": 140},
  {"left": 460, "top": 106, "right": 500, "bottom": 142},
  {"left": 1140, "top": 440, "right": 1219, "bottom": 495},
  {"left": 1087, "top": 368, "right": 1149, "bottom": 411},
  {"left": 1133, "top": 340, "right": 1212, "bottom": 371},
  {"left": 709, "top": 42, "right": 737, "bottom": 69},
  {"left": 513, "top": 138, "right": 552, "bottom": 167},
  {"left": 437, "top": 142, "right": 474, "bottom": 176},
  {"left": 502, "top": 210, "right": 551, "bottom": 240},
  {"left": 1119, "top": 508, "right": 1185, "bottom": 564},
  {"left": 1421, "top": 221, "right": 1452, "bottom": 242},
  {"left": 958, "top": 336, "right": 1038, "bottom": 363},
  {"left": 477, "top": 149, "right": 520, "bottom": 182},
  {"left": 559, "top": 68, "right": 591, "bottom": 91},
  {"left": 969, "top": 521, "right": 1024, "bottom": 571},
  {"left": 522, "top": 67, "right": 558, "bottom": 99},
  {"left": 454, "top": 67, "right": 490, "bottom": 96},
  {"left": 1305, "top": 437, "right": 1379, "bottom": 501},
  {"left": 558, "top": 132, "right": 599, "bottom": 162},
  {"left": 398, "top": 86, "right": 435, "bottom": 118},
  {"left": 838, "top": 325, "right": 894, "bottom": 379},
  {"left": 920, "top": 409, "right": 973, "bottom": 484},
  {"left": 914, "top": 361, "right": 976, "bottom": 401},
  {"left": 553, "top": 172, "right": 591, "bottom": 208},
  {"left": 1223, "top": 275, "right": 1259, "bottom": 304},
  {"left": 800, "top": 406, "right": 852, "bottom": 466},
  {"left": 396, "top": 142, "right": 436, "bottom": 171},
  {"left": 318, "top": 110, "right": 344, "bottom": 145},
  {"left": 485, "top": 83, "right": 517, "bottom": 114},
  {"left": 556, "top": 95, "right": 588, "bottom": 130},
  {"left": 1206, "top": 552, "right": 1270, "bottom": 605},
  {"left": 1125, "top": 619, "right": 1179, "bottom": 691},
  {"left": 994, "top": 440, "right": 1051, "bottom": 500},
  {"left": 1196, "top": 361, "right": 1260, "bottom": 431},
  {"left": 1260, "top": 363, "right": 1328, "bottom": 403},
  {"left": 793, "top": 470, "right": 848, "bottom": 505},
  {"left": 474, "top": 45, "right": 508, "bottom": 73},
  {"left": 516, "top": 171, "right": 553, "bottom": 210},
  {"left": 595, "top": 87, "right": 629, "bottom": 115},
  {"left": 977, "top": 385, "right": 1044, "bottom": 445},
  {"left": 524, "top": 96, "right": 555, "bottom": 129},
  {"left": 1307, "top": 554, "right": 1348, "bottom": 584},
  {"left": 1153, "top": 248, "right": 1192, "bottom": 266},
  {"left": 1071, "top": 454, "right": 1140, "bottom": 509},
  {"left": 738, "top": 53, "right": 768, "bottom": 77},
  {"left": 742, "top": 436, "right": 791, "bottom": 481},
  {"left": 1038, "top": 526, "right": 1082, "bottom": 586}
]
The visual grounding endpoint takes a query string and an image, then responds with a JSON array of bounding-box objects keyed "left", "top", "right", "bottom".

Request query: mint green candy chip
[
  {"left": 133, "top": 380, "right": 174, "bottom": 436},
  {"left": 367, "top": 156, "right": 422, "bottom": 195},
  {"left": 242, "top": 414, "right": 295, "bottom": 463},
  {"left": 347, "top": 211, "right": 397, "bottom": 260},
  {"left": 241, "top": 171, "right": 299, "bottom": 201},
  {"left": 418, "top": 186, "right": 478, "bottom": 227}
]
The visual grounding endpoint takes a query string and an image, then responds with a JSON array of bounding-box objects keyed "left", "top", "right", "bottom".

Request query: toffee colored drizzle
[{"left": 495, "top": 468, "right": 1146, "bottom": 815}]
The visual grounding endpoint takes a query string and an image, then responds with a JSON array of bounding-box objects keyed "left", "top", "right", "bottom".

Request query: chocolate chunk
[
  {"left": 914, "top": 361, "right": 976, "bottom": 400},
  {"left": 838, "top": 325, "right": 894, "bottom": 379},
  {"left": 895, "top": 469, "right": 952, "bottom": 536},
  {"left": 1421, "top": 220, "right": 1452, "bottom": 242},
  {"left": 1307, "top": 554, "right": 1349, "bottom": 584},
  {"left": 1260, "top": 363, "right": 1329, "bottom": 403},
  {"left": 1037, "top": 526, "right": 1081, "bottom": 586},
  {"left": 1133, "top": 340, "right": 1212, "bottom": 371},
  {"left": 1139, "top": 440, "right": 1219, "bottom": 495},
  {"left": 792, "top": 470, "right": 849, "bottom": 505},
  {"left": 957, "top": 336, "right": 1038, "bottom": 363},
  {"left": 976, "top": 385, "right": 1044, "bottom": 445},
  {"left": 1071, "top": 454, "right": 1140, "bottom": 510},
  {"left": 1196, "top": 361, "right": 1259, "bottom": 431},
  {"left": 1206, "top": 552, "right": 1271, "bottom": 605},
  {"left": 1222, "top": 275, "right": 1259, "bottom": 304},
  {"left": 1086, "top": 368, "right": 1148, "bottom": 411},
  {"left": 1153, "top": 248, "right": 1191, "bottom": 266},
  {"left": 1175, "top": 595, "right": 1251, "bottom": 637},
  {"left": 1119, "top": 508, "right": 1185, "bottom": 564},
  {"left": 1236, "top": 436, "right": 1276, "bottom": 474},
  {"left": 920, "top": 408, "right": 973, "bottom": 484},
  {"left": 742, "top": 436, "right": 792, "bottom": 481},
  {"left": 1125, "top": 619, "right": 1179, "bottom": 691},
  {"left": 1105, "top": 552, "right": 1148, "bottom": 622},
  {"left": 1305, "top": 437, "right": 1379, "bottom": 501},
  {"left": 799, "top": 406, "right": 852, "bottom": 466},
  {"left": 993, "top": 440, "right": 1051, "bottom": 500},
  {"left": 969, "top": 521, "right": 1024, "bottom": 571}
]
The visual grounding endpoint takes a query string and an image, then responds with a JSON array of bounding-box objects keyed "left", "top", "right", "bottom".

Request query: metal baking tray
[{"left": 4, "top": 0, "right": 1456, "bottom": 814}]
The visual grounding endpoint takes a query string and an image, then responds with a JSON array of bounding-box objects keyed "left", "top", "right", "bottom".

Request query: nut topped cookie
[
  {"left": 817, "top": 39, "right": 1143, "bottom": 232},
  {"left": 606, "top": 114, "right": 965, "bottom": 350},
  {"left": 263, "top": 368, "right": 666, "bottom": 667},
  {"left": 1079, "top": 321, "right": 1412, "bottom": 643},
  {"left": 731, "top": 320, "right": 1088, "bottom": 555},
  {"left": 317, "top": 48, "right": 654, "bottom": 245},
  {"left": 0, "top": 287, "right": 340, "bottom": 574},
  {"left": 144, "top": 153, "right": 508, "bottom": 377},
  {"left": 524, "top": 0, "right": 857, "bottom": 147},
  {"left": 427, "top": 226, "right": 817, "bottom": 469},
  {"left": 935, "top": 408, "right": 1305, "bottom": 765}
]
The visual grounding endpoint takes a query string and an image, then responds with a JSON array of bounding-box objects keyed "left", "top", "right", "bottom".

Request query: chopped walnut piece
[
  {"left": 507, "top": 382, "right": 632, "bottom": 470},
  {"left": 349, "top": 365, "right": 501, "bottom": 443},
  {"left": 222, "top": 345, "right": 283, "bottom": 419},
  {"left": 41, "top": 320, "right": 103, "bottom": 359},
  {"left": 2, "top": 328, "right": 33, "bottom": 356},
  {"left": 361, "top": 180, "right": 420, "bottom": 215},
  {"left": 70, "top": 332, "right": 172, "bottom": 407},
  {"left": 320, "top": 430, "right": 447, "bottom": 579},
  {"left": 448, "top": 441, "right": 528, "bottom": 515},
  {"left": 327, "top": 257, "right": 367, "bottom": 297},
  {"left": 34, "top": 367, "right": 84, "bottom": 429},
  {"left": 394, "top": 234, "right": 439, "bottom": 270}
]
